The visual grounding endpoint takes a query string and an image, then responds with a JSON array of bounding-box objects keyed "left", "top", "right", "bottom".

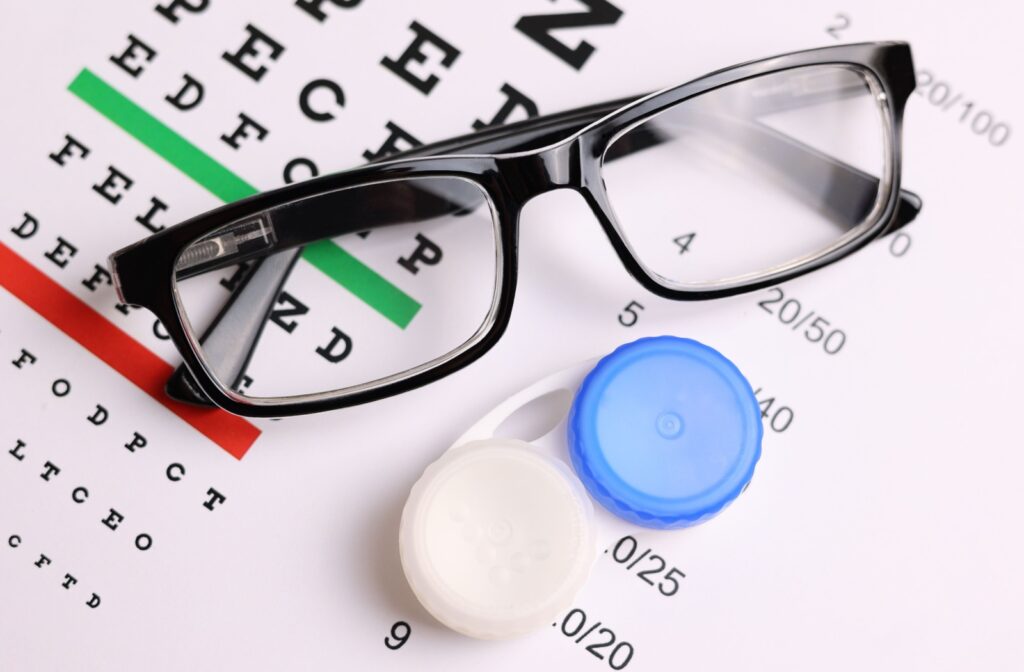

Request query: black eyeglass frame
[{"left": 110, "top": 41, "right": 919, "bottom": 418}]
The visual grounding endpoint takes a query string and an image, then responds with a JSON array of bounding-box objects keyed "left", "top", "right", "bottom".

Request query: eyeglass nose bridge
[{"left": 496, "top": 139, "right": 587, "bottom": 205}]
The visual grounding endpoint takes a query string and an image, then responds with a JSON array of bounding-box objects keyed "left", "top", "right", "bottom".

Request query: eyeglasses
[{"left": 109, "top": 42, "right": 922, "bottom": 418}]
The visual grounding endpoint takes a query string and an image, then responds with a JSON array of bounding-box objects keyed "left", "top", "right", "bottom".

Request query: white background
[{"left": 1, "top": 1, "right": 1022, "bottom": 670}]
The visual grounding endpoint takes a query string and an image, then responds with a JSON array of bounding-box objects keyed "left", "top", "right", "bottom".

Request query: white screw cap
[{"left": 400, "top": 439, "right": 596, "bottom": 639}]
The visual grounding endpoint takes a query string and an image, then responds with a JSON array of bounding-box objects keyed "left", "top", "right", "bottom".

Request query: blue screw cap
[{"left": 568, "top": 336, "right": 762, "bottom": 529}]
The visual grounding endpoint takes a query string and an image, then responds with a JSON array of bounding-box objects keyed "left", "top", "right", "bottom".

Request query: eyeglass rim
[
  {"left": 594, "top": 63, "right": 896, "bottom": 294},
  {"left": 171, "top": 175, "right": 510, "bottom": 410},
  {"left": 108, "top": 41, "right": 917, "bottom": 417}
]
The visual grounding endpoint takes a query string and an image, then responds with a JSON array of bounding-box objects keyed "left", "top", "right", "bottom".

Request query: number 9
[{"left": 385, "top": 621, "right": 411, "bottom": 650}]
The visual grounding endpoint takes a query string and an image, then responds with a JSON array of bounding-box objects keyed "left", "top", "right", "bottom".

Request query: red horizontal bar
[{"left": 0, "top": 241, "right": 260, "bottom": 459}]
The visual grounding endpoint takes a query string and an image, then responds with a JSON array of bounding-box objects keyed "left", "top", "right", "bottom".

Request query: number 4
[
  {"left": 754, "top": 388, "right": 774, "bottom": 419},
  {"left": 673, "top": 233, "right": 696, "bottom": 254}
]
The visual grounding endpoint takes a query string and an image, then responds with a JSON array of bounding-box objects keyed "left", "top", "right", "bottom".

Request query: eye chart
[{"left": 1, "top": 1, "right": 1022, "bottom": 670}]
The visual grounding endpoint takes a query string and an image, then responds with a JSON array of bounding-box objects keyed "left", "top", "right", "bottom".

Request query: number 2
[
  {"left": 584, "top": 628, "right": 616, "bottom": 659},
  {"left": 826, "top": 13, "right": 850, "bottom": 39},
  {"left": 636, "top": 554, "right": 666, "bottom": 585},
  {"left": 757, "top": 287, "right": 784, "bottom": 314}
]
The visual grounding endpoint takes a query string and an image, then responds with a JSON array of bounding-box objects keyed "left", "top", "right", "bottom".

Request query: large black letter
[
  {"left": 299, "top": 79, "right": 345, "bottom": 122},
  {"left": 222, "top": 24, "right": 285, "bottom": 82},
  {"left": 101, "top": 509, "right": 124, "bottom": 531},
  {"left": 515, "top": 0, "right": 623, "bottom": 70},
  {"left": 110, "top": 34, "right": 157, "bottom": 77},
  {"left": 11, "top": 351, "right": 36, "bottom": 369},
  {"left": 12, "top": 213, "right": 39, "bottom": 239},
  {"left": 472, "top": 83, "right": 539, "bottom": 130},
  {"left": 316, "top": 327, "right": 353, "bottom": 363},
  {"left": 165, "top": 73, "right": 205, "bottom": 111},
  {"left": 397, "top": 234, "right": 443, "bottom": 274},
  {"left": 82, "top": 264, "right": 112, "bottom": 291},
  {"left": 362, "top": 121, "right": 420, "bottom": 162},
  {"left": 269, "top": 292, "right": 309, "bottom": 333},
  {"left": 203, "top": 487, "right": 227, "bottom": 511},
  {"left": 220, "top": 113, "right": 268, "bottom": 149},
  {"left": 283, "top": 158, "right": 318, "bottom": 184},
  {"left": 8, "top": 439, "right": 26, "bottom": 461},
  {"left": 124, "top": 432, "right": 147, "bottom": 453},
  {"left": 135, "top": 196, "right": 169, "bottom": 233},
  {"left": 92, "top": 166, "right": 134, "bottom": 204},
  {"left": 44, "top": 237, "right": 78, "bottom": 269},
  {"left": 295, "top": 0, "right": 361, "bottom": 22},
  {"left": 155, "top": 0, "right": 210, "bottom": 23},
  {"left": 40, "top": 461, "right": 61, "bottom": 482},
  {"left": 381, "top": 21, "right": 460, "bottom": 95},
  {"left": 87, "top": 405, "right": 109, "bottom": 426},
  {"left": 49, "top": 134, "right": 90, "bottom": 166}
]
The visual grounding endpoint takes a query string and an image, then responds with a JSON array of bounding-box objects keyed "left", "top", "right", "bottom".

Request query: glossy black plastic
[{"left": 109, "top": 42, "right": 921, "bottom": 417}]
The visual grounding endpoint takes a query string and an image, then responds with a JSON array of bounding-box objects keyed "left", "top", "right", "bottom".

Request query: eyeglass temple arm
[
  {"left": 165, "top": 248, "right": 302, "bottom": 404},
  {"left": 168, "top": 91, "right": 922, "bottom": 406}
]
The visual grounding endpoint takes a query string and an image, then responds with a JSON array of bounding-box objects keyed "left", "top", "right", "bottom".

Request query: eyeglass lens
[
  {"left": 600, "top": 65, "right": 890, "bottom": 289},
  {"left": 172, "top": 176, "right": 500, "bottom": 400}
]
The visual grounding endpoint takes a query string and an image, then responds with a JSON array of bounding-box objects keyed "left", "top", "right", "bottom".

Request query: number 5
[
  {"left": 804, "top": 316, "right": 830, "bottom": 343},
  {"left": 658, "top": 568, "right": 686, "bottom": 596},
  {"left": 618, "top": 300, "right": 644, "bottom": 327}
]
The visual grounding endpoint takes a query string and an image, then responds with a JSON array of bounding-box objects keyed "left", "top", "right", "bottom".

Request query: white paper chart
[{"left": 1, "top": 1, "right": 1022, "bottom": 670}]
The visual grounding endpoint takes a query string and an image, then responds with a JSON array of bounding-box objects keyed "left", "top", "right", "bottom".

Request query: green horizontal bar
[
  {"left": 69, "top": 68, "right": 257, "bottom": 202},
  {"left": 68, "top": 68, "right": 418, "bottom": 328},
  {"left": 303, "top": 242, "right": 420, "bottom": 328}
]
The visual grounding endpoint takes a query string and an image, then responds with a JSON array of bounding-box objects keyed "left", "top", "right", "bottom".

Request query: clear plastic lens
[
  {"left": 601, "top": 65, "right": 890, "bottom": 289},
  {"left": 173, "top": 176, "right": 499, "bottom": 400}
]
